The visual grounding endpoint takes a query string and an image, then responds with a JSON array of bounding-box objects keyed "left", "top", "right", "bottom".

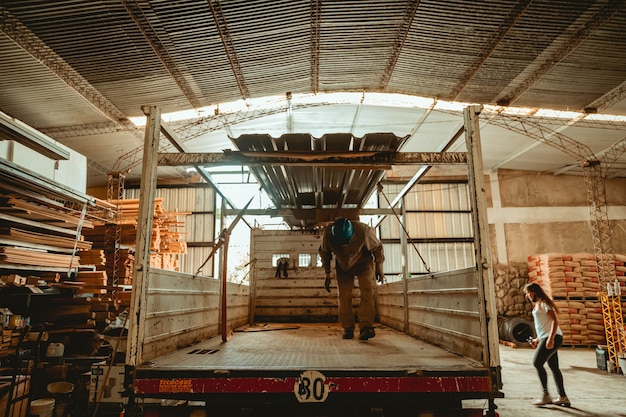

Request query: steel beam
[{"left": 157, "top": 151, "right": 467, "bottom": 167}]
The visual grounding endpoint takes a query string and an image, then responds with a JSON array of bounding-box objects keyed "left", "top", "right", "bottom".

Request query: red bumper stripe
[{"left": 134, "top": 376, "right": 491, "bottom": 395}]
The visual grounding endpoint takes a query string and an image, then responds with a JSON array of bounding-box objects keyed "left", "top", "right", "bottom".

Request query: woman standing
[{"left": 523, "top": 282, "right": 571, "bottom": 407}]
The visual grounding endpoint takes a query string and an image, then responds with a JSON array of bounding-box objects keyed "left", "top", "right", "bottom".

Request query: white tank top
[{"left": 532, "top": 302, "right": 563, "bottom": 340}]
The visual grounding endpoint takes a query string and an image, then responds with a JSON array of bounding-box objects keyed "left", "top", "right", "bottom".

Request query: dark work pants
[
  {"left": 533, "top": 334, "right": 566, "bottom": 397},
  {"left": 336, "top": 262, "right": 375, "bottom": 331}
]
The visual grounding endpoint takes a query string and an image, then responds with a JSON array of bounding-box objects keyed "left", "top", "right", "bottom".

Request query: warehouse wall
[
  {"left": 488, "top": 169, "right": 626, "bottom": 265},
  {"left": 0, "top": 139, "right": 87, "bottom": 192}
]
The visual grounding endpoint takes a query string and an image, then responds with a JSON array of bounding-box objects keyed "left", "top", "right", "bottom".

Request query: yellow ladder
[{"left": 600, "top": 292, "right": 625, "bottom": 373}]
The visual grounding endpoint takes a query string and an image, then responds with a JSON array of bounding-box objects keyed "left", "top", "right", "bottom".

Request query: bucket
[
  {"left": 619, "top": 357, "right": 626, "bottom": 376},
  {"left": 29, "top": 398, "right": 55, "bottom": 417},
  {"left": 498, "top": 317, "right": 535, "bottom": 346},
  {"left": 46, "top": 382, "right": 74, "bottom": 417},
  {"left": 46, "top": 381, "right": 74, "bottom": 396},
  {"left": 596, "top": 345, "right": 608, "bottom": 370}
]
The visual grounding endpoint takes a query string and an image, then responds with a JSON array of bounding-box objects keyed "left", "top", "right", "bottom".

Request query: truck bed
[
  {"left": 141, "top": 323, "right": 480, "bottom": 372},
  {"left": 133, "top": 323, "right": 495, "bottom": 408}
]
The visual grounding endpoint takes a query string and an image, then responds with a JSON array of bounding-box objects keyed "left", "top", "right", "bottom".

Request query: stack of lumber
[
  {"left": 0, "top": 191, "right": 93, "bottom": 275},
  {"left": 113, "top": 249, "right": 134, "bottom": 285},
  {"left": 0, "top": 227, "right": 92, "bottom": 250},
  {"left": 29, "top": 299, "right": 94, "bottom": 328},
  {"left": 528, "top": 252, "right": 626, "bottom": 346},
  {"left": 0, "top": 273, "right": 43, "bottom": 287},
  {"left": 78, "top": 249, "right": 106, "bottom": 267},
  {"left": 82, "top": 224, "right": 138, "bottom": 247},
  {"left": 0, "top": 196, "right": 94, "bottom": 229},
  {"left": 149, "top": 253, "right": 179, "bottom": 271},
  {"left": 115, "top": 289, "right": 133, "bottom": 307},
  {"left": 107, "top": 198, "right": 189, "bottom": 254},
  {"left": 24, "top": 293, "right": 114, "bottom": 333},
  {"left": 83, "top": 198, "right": 188, "bottom": 283},
  {"left": 89, "top": 300, "right": 112, "bottom": 324},
  {"left": 75, "top": 270, "right": 108, "bottom": 286},
  {"left": 0, "top": 247, "right": 79, "bottom": 268},
  {"left": 36, "top": 272, "right": 61, "bottom": 284}
]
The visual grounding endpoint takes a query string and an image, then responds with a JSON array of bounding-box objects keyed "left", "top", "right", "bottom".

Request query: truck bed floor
[{"left": 141, "top": 323, "right": 482, "bottom": 372}]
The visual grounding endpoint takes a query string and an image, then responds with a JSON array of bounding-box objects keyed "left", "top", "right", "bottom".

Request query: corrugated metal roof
[{"left": 0, "top": 0, "right": 625, "bottom": 192}]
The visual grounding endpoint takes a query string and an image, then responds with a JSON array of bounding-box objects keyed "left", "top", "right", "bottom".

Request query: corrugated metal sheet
[
  {"left": 382, "top": 242, "right": 474, "bottom": 275},
  {"left": 379, "top": 181, "right": 474, "bottom": 274},
  {"left": 404, "top": 183, "right": 470, "bottom": 211},
  {"left": 380, "top": 182, "right": 471, "bottom": 238},
  {"left": 125, "top": 187, "right": 215, "bottom": 212},
  {"left": 182, "top": 246, "right": 215, "bottom": 277},
  {"left": 233, "top": 132, "right": 408, "bottom": 228},
  {"left": 404, "top": 212, "right": 472, "bottom": 239}
]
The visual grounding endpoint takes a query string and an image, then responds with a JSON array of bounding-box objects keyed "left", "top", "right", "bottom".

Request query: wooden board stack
[
  {"left": 115, "top": 249, "right": 135, "bottom": 285},
  {"left": 80, "top": 197, "right": 188, "bottom": 288},
  {"left": 78, "top": 249, "right": 106, "bottom": 268},
  {"left": 0, "top": 190, "right": 93, "bottom": 275},
  {"left": 0, "top": 247, "right": 79, "bottom": 268},
  {"left": 528, "top": 252, "right": 626, "bottom": 346}
]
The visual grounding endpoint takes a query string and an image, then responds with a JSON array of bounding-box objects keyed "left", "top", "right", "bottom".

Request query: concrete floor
[{"left": 490, "top": 345, "right": 626, "bottom": 417}]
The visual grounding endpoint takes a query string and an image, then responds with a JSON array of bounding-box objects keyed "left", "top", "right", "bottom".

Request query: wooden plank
[
  {"left": 0, "top": 228, "right": 91, "bottom": 250},
  {"left": 1, "top": 197, "right": 93, "bottom": 229},
  {"left": 0, "top": 213, "right": 80, "bottom": 236},
  {"left": 0, "top": 238, "right": 75, "bottom": 254},
  {"left": 0, "top": 247, "right": 79, "bottom": 268}
]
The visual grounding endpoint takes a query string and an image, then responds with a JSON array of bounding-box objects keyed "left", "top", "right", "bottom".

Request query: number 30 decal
[{"left": 294, "top": 370, "right": 330, "bottom": 402}]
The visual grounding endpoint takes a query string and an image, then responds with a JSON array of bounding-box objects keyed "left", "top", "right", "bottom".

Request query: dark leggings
[{"left": 533, "top": 334, "right": 566, "bottom": 397}]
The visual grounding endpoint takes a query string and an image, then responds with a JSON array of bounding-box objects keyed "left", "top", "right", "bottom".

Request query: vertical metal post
[
  {"left": 464, "top": 105, "right": 501, "bottom": 369},
  {"left": 221, "top": 230, "right": 230, "bottom": 342},
  {"left": 105, "top": 171, "right": 125, "bottom": 300},
  {"left": 218, "top": 198, "right": 227, "bottom": 340},
  {"left": 248, "top": 228, "right": 258, "bottom": 324},
  {"left": 400, "top": 197, "right": 409, "bottom": 333},
  {"left": 127, "top": 106, "right": 161, "bottom": 366}
]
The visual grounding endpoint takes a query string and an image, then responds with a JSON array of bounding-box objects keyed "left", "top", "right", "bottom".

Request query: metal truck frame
[{"left": 115, "top": 105, "right": 501, "bottom": 416}]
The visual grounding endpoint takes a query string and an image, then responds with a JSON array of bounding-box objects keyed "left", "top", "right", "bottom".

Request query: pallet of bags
[
  {"left": 614, "top": 254, "right": 626, "bottom": 293},
  {"left": 585, "top": 299, "right": 606, "bottom": 344},
  {"left": 566, "top": 300, "right": 589, "bottom": 344},
  {"left": 553, "top": 300, "right": 572, "bottom": 344},
  {"left": 528, "top": 253, "right": 567, "bottom": 298}
]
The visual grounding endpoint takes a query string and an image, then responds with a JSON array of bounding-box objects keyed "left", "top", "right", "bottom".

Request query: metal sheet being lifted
[{"left": 231, "top": 133, "right": 409, "bottom": 229}]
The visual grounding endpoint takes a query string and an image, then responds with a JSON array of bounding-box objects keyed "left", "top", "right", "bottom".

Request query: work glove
[
  {"left": 375, "top": 264, "right": 385, "bottom": 284},
  {"left": 324, "top": 275, "right": 331, "bottom": 292}
]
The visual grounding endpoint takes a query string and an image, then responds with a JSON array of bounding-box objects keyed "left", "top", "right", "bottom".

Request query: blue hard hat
[{"left": 331, "top": 218, "right": 354, "bottom": 245}]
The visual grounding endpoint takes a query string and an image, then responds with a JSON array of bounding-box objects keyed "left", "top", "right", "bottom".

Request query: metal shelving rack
[{"left": 2, "top": 325, "right": 47, "bottom": 417}]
